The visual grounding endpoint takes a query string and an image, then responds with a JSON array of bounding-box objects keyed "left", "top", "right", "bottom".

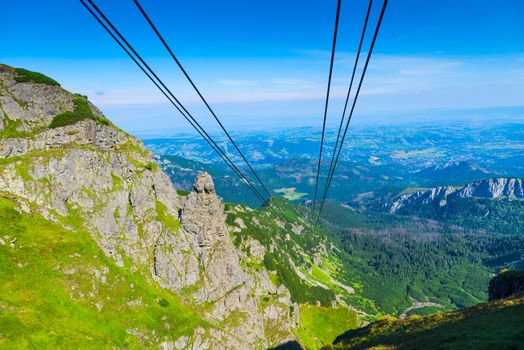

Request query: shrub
[
  {"left": 49, "top": 97, "right": 109, "bottom": 129},
  {"left": 157, "top": 298, "right": 170, "bottom": 308},
  {"left": 14, "top": 68, "right": 60, "bottom": 87},
  {"left": 0, "top": 115, "right": 26, "bottom": 139},
  {"left": 144, "top": 162, "right": 156, "bottom": 171}
]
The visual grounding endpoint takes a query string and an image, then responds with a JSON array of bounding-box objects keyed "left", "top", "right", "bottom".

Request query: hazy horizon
[
  {"left": 130, "top": 105, "right": 524, "bottom": 138},
  {"left": 2, "top": 0, "right": 524, "bottom": 137}
]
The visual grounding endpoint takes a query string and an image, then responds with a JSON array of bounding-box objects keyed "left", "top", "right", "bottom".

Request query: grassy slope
[
  {"left": 0, "top": 197, "right": 206, "bottom": 349},
  {"left": 13, "top": 68, "right": 60, "bottom": 87},
  {"left": 327, "top": 294, "right": 524, "bottom": 350},
  {"left": 0, "top": 191, "right": 358, "bottom": 350},
  {"left": 48, "top": 95, "right": 110, "bottom": 129},
  {"left": 227, "top": 199, "right": 338, "bottom": 306},
  {"left": 296, "top": 304, "right": 359, "bottom": 350}
]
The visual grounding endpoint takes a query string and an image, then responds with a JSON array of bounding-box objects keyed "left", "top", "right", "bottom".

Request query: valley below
[{"left": 145, "top": 119, "right": 524, "bottom": 318}]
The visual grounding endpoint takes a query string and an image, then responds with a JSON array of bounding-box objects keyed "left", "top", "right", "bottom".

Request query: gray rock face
[
  {"left": 0, "top": 115, "right": 175, "bottom": 266},
  {"left": 389, "top": 178, "right": 524, "bottom": 213},
  {"left": 183, "top": 173, "right": 228, "bottom": 249},
  {"left": 154, "top": 173, "right": 296, "bottom": 348},
  {"left": 457, "top": 178, "right": 524, "bottom": 199},
  {"left": 0, "top": 64, "right": 296, "bottom": 349}
]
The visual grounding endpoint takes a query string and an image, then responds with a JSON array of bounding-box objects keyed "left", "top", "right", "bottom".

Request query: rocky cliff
[
  {"left": 389, "top": 178, "right": 524, "bottom": 213},
  {"left": 0, "top": 64, "right": 298, "bottom": 348}
]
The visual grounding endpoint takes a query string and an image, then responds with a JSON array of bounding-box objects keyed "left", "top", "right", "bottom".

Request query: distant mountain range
[
  {"left": 147, "top": 122, "right": 524, "bottom": 206},
  {"left": 414, "top": 160, "right": 497, "bottom": 185},
  {"left": 387, "top": 178, "right": 524, "bottom": 234},
  {"left": 157, "top": 152, "right": 517, "bottom": 208},
  {"left": 145, "top": 122, "right": 524, "bottom": 181},
  {"left": 390, "top": 178, "right": 524, "bottom": 213}
]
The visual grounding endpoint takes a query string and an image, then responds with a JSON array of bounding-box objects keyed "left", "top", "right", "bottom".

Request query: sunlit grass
[{"left": 0, "top": 196, "right": 206, "bottom": 348}]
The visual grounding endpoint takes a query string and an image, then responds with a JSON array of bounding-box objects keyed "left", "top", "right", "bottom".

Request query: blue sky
[{"left": 2, "top": 0, "right": 524, "bottom": 135}]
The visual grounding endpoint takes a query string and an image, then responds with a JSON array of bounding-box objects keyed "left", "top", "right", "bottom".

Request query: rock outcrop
[
  {"left": 0, "top": 64, "right": 296, "bottom": 349},
  {"left": 488, "top": 270, "right": 524, "bottom": 301},
  {"left": 458, "top": 178, "right": 524, "bottom": 199},
  {"left": 154, "top": 173, "right": 297, "bottom": 348}
]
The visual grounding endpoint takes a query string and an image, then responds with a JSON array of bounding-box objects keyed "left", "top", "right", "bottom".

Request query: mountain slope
[
  {"left": 0, "top": 64, "right": 369, "bottom": 349},
  {"left": 0, "top": 64, "right": 310, "bottom": 348},
  {"left": 327, "top": 293, "right": 524, "bottom": 350},
  {"left": 0, "top": 196, "right": 206, "bottom": 349}
]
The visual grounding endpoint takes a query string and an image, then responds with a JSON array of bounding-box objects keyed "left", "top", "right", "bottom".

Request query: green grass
[
  {"left": 274, "top": 187, "right": 307, "bottom": 201},
  {"left": 0, "top": 196, "right": 206, "bottom": 348},
  {"left": 296, "top": 304, "right": 359, "bottom": 349},
  {"left": 14, "top": 68, "right": 61, "bottom": 87},
  {"left": 177, "top": 189, "right": 191, "bottom": 196},
  {"left": 327, "top": 294, "right": 524, "bottom": 350},
  {"left": 155, "top": 199, "right": 181, "bottom": 233},
  {"left": 49, "top": 96, "right": 109, "bottom": 129},
  {"left": 0, "top": 114, "right": 27, "bottom": 139},
  {"left": 144, "top": 162, "right": 157, "bottom": 171},
  {"left": 310, "top": 264, "right": 334, "bottom": 287},
  {"left": 405, "top": 306, "right": 444, "bottom": 317}
]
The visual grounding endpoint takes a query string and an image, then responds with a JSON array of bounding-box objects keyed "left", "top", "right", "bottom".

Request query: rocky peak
[
  {"left": 457, "top": 178, "right": 524, "bottom": 199},
  {"left": 154, "top": 172, "right": 296, "bottom": 347},
  {"left": 0, "top": 65, "right": 108, "bottom": 133},
  {"left": 182, "top": 172, "right": 227, "bottom": 248},
  {"left": 193, "top": 172, "right": 216, "bottom": 194}
]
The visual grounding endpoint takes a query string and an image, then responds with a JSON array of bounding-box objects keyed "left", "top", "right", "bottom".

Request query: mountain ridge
[
  {"left": 414, "top": 160, "right": 495, "bottom": 185},
  {"left": 389, "top": 177, "right": 524, "bottom": 213}
]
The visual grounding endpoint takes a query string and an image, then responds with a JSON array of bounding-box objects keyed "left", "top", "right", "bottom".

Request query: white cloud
[
  {"left": 399, "top": 69, "right": 428, "bottom": 75},
  {"left": 218, "top": 79, "right": 256, "bottom": 86},
  {"left": 89, "top": 88, "right": 166, "bottom": 106},
  {"left": 72, "top": 53, "right": 524, "bottom": 116}
]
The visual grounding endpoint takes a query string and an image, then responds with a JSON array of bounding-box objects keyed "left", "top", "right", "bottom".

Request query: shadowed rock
[{"left": 489, "top": 270, "right": 524, "bottom": 301}]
